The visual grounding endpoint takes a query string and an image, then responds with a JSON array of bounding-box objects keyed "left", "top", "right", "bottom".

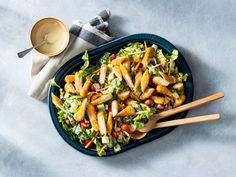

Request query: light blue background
[{"left": 0, "top": 0, "right": 235, "bottom": 177}]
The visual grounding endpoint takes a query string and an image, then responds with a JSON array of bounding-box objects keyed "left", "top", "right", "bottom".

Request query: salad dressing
[{"left": 31, "top": 18, "right": 69, "bottom": 56}]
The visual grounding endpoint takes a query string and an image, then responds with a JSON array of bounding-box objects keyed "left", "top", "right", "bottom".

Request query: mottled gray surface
[{"left": 0, "top": 0, "right": 235, "bottom": 177}]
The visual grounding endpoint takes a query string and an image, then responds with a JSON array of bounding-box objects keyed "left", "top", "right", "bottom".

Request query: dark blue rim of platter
[{"left": 48, "top": 33, "right": 194, "bottom": 157}]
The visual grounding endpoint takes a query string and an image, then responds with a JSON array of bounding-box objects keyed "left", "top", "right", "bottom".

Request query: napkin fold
[{"left": 28, "top": 9, "right": 113, "bottom": 101}]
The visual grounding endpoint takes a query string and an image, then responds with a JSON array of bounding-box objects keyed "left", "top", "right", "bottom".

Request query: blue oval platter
[{"left": 48, "top": 33, "right": 194, "bottom": 156}]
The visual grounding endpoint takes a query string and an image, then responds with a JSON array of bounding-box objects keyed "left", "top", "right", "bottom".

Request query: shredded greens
[
  {"left": 100, "top": 52, "right": 111, "bottom": 64},
  {"left": 48, "top": 78, "right": 61, "bottom": 89},
  {"left": 108, "top": 78, "right": 121, "bottom": 94}
]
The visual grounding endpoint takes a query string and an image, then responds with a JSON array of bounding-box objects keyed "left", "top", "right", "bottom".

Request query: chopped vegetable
[
  {"left": 80, "top": 50, "right": 89, "bottom": 70},
  {"left": 99, "top": 52, "right": 111, "bottom": 64},
  {"left": 108, "top": 79, "right": 121, "bottom": 94}
]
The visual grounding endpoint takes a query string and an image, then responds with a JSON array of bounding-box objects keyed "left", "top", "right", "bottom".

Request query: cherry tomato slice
[
  {"left": 112, "top": 130, "right": 119, "bottom": 138},
  {"left": 90, "top": 84, "right": 96, "bottom": 92},
  {"left": 90, "top": 94, "right": 97, "bottom": 101},
  {"left": 107, "top": 106, "right": 112, "bottom": 112},
  {"left": 109, "top": 54, "right": 116, "bottom": 61},
  {"left": 121, "top": 123, "right": 133, "bottom": 134},
  {"left": 80, "top": 120, "right": 90, "bottom": 128}
]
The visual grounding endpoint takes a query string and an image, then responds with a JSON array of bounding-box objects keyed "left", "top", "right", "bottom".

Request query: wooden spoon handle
[
  {"left": 138, "top": 92, "right": 224, "bottom": 133},
  {"left": 155, "top": 92, "right": 224, "bottom": 120},
  {"left": 154, "top": 114, "right": 220, "bottom": 129}
]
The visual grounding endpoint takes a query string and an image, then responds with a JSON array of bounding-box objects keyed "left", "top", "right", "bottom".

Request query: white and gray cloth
[{"left": 28, "top": 9, "right": 113, "bottom": 101}]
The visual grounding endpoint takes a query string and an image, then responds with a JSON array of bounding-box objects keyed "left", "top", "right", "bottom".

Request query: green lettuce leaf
[
  {"left": 157, "top": 49, "right": 167, "bottom": 64},
  {"left": 107, "top": 135, "right": 114, "bottom": 148},
  {"left": 80, "top": 50, "right": 89, "bottom": 70},
  {"left": 114, "top": 144, "right": 121, "bottom": 153},
  {"left": 132, "top": 103, "right": 155, "bottom": 128},
  {"left": 151, "top": 44, "right": 158, "bottom": 51},
  {"left": 108, "top": 78, "right": 121, "bottom": 94},
  {"left": 48, "top": 78, "right": 61, "bottom": 88},
  {"left": 118, "top": 49, "right": 129, "bottom": 57},
  {"left": 166, "top": 49, "right": 178, "bottom": 60},
  {"left": 99, "top": 52, "right": 111, "bottom": 64},
  {"left": 147, "top": 64, "right": 159, "bottom": 75},
  {"left": 134, "top": 121, "right": 144, "bottom": 129},
  {"left": 127, "top": 42, "right": 144, "bottom": 51},
  {"left": 178, "top": 73, "right": 188, "bottom": 82},
  {"left": 94, "top": 138, "right": 106, "bottom": 156},
  {"left": 79, "top": 65, "right": 97, "bottom": 77}
]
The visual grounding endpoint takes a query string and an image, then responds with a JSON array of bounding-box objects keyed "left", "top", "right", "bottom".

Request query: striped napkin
[{"left": 28, "top": 9, "right": 113, "bottom": 101}]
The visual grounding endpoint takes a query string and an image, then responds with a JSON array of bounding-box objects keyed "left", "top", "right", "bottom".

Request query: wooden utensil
[
  {"left": 131, "top": 114, "right": 220, "bottom": 140},
  {"left": 137, "top": 92, "right": 224, "bottom": 133}
]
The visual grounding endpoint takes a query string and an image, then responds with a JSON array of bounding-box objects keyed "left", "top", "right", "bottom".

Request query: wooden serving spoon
[
  {"left": 132, "top": 114, "right": 220, "bottom": 140},
  {"left": 132, "top": 92, "right": 224, "bottom": 139}
]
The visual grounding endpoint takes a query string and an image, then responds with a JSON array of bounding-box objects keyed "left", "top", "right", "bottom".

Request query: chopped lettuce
[
  {"left": 107, "top": 135, "right": 114, "bottom": 148},
  {"left": 157, "top": 49, "right": 167, "bottom": 64},
  {"left": 58, "top": 110, "right": 69, "bottom": 130},
  {"left": 158, "top": 49, "right": 178, "bottom": 65},
  {"left": 80, "top": 66, "right": 97, "bottom": 77},
  {"left": 172, "top": 91, "right": 180, "bottom": 99},
  {"left": 116, "top": 80, "right": 129, "bottom": 93},
  {"left": 151, "top": 44, "right": 158, "bottom": 51},
  {"left": 178, "top": 73, "right": 188, "bottom": 82},
  {"left": 94, "top": 138, "right": 106, "bottom": 156},
  {"left": 108, "top": 78, "right": 121, "bottom": 94},
  {"left": 166, "top": 49, "right": 178, "bottom": 60},
  {"left": 122, "top": 116, "right": 133, "bottom": 123},
  {"left": 147, "top": 64, "right": 159, "bottom": 75},
  {"left": 80, "top": 50, "right": 89, "bottom": 70},
  {"left": 132, "top": 103, "right": 155, "bottom": 128},
  {"left": 118, "top": 49, "right": 129, "bottom": 57},
  {"left": 134, "top": 121, "right": 144, "bottom": 129},
  {"left": 114, "top": 144, "right": 121, "bottom": 152},
  {"left": 131, "top": 67, "right": 137, "bottom": 76},
  {"left": 73, "top": 125, "right": 95, "bottom": 144},
  {"left": 118, "top": 42, "right": 144, "bottom": 56},
  {"left": 99, "top": 52, "right": 111, "bottom": 64},
  {"left": 126, "top": 42, "right": 144, "bottom": 51},
  {"left": 57, "top": 110, "right": 78, "bottom": 140},
  {"left": 48, "top": 78, "right": 61, "bottom": 89},
  {"left": 78, "top": 50, "right": 96, "bottom": 77}
]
